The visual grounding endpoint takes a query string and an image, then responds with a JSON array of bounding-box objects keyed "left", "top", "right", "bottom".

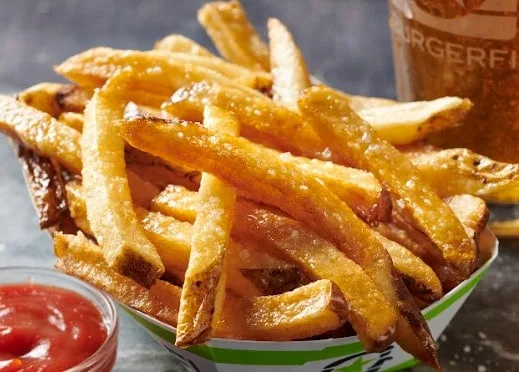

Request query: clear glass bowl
[{"left": 0, "top": 266, "right": 119, "bottom": 372}]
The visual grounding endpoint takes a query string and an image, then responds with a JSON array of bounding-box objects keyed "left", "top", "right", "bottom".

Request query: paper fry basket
[{"left": 121, "top": 241, "right": 498, "bottom": 372}]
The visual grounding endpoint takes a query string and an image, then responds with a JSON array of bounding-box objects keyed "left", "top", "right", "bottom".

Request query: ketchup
[{"left": 0, "top": 284, "right": 107, "bottom": 372}]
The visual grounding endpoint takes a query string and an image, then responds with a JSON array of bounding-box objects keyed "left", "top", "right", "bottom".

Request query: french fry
[
  {"left": 489, "top": 219, "right": 519, "bottom": 238},
  {"left": 154, "top": 34, "right": 214, "bottom": 57},
  {"left": 344, "top": 94, "right": 397, "bottom": 111},
  {"left": 58, "top": 112, "right": 84, "bottom": 132},
  {"left": 276, "top": 152, "right": 391, "bottom": 223},
  {"left": 374, "top": 232, "right": 442, "bottom": 302},
  {"left": 176, "top": 106, "right": 238, "bottom": 347},
  {"left": 54, "top": 233, "right": 348, "bottom": 341},
  {"left": 198, "top": 0, "right": 270, "bottom": 71},
  {"left": 18, "top": 83, "right": 69, "bottom": 117},
  {"left": 165, "top": 81, "right": 325, "bottom": 157},
  {"left": 119, "top": 116, "right": 438, "bottom": 366},
  {"left": 268, "top": 18, "right": 311, "bottom": 110},
  {"left": 64, "top": 180, "right": 264, "bottom": 297},
  {"left": 444, "top": 194, "right": 489, "bottom": 240},
  {"left": 16, "top": 143, "right": 68, "bottom": 229},
  {"left": 151, "top": 150, "right": 389, "bottom": 224},
  {"left": 151, "top": 185, "right": 199, "bottom": 222},
  {"left": 54, "top": 232, "right": 180, "bottom": 326},
  {"left": 0, "top": 95, "right": 82, "bottom": 173},
  {"left": 82, "top": 71, "right": 164, "bottom": 287},
  {"left": 358, "top": 97, "right": 471, "bottom": 145},
  {"left": 299, "top": 86, "right": 476, "bottom": 279},
  {"left": 55, "top": 47, "right": 270, "bottom": 92},
  {"left": 217, "top": 279, "right": 348, "bottom": 341},
  {"left": 486, "top": 185, "right": 519, "bottom": 204},
  {"left": 404, "top": 145, "right": 519, "bottom": 198},
  {"left": 234, "top": 201, "right": 397, "bottom": 351},
  {"left": 154, "top": 184, "right": 440, "bottom": 306}
]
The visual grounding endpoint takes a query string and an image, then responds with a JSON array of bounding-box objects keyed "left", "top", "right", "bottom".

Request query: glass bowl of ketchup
[{"left": 0, "top": 266, "right": 118, "bottom": 372}]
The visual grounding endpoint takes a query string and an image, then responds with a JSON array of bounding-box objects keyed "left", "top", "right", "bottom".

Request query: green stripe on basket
[{"left": 424, "top": 265, "right": 489, "bottom": 321}]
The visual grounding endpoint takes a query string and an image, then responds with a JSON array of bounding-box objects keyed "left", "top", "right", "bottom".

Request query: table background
[{"left": 0, "top": 1, "right": 518, "bottom": 371}]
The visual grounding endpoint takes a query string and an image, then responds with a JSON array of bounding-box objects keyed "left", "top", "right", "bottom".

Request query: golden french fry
[
  {"left": 489, "top": 219, "right": 519, "bottom": 238},
  {"left": 176, "top": 106, "right": 239, "bottom": 347},
  {"left": 345, "top": 94, "right": 397, "bottom": 111},
  {"left": 404, "top": 146, "right": 519, "bottom": 198},
  {"left": 55, "top": 232, "right": 348, "bottom": 340},
  {"left": 358, "top": 97, "right": 472, "bottom": 145},
  {"left": 0, "top": 95, "right": 82, "bottom": 173},
  {"left": 82, "top": 71, "right": 164, "bottom": 287},
  {"left": 58, "top": 112, "right": 84, "bottom": 132},
  {"left": 198, "top": 0, "right": 270, "bottom": 71},
  {"left": 444, "top": 194, "right": 489, "bottom": 240},
  {"left": 234, "top": 201, "right": 397, "bottom": 351},
  {"left": 151, "top": 185, "right": 198, "bottom": 223},
  {"left": 299, "top": 86, "right": 476, "bottom": 279},
  {"left": 119, "top": 116, "right": 437, "bottom": 366},
  {"left": 154, "top": 34, "right": 214, "bottom": 57},
  {"left": 374, "top": 232, "right": 442, "bottom": 302},
  {"left": 55, "top": 47, "right": 270, "bottom": 92},
  {"left": 54, "top": 232, "right": 182, "bottom": 326},
  {"left": 16, "top": 143, "right": 68, "bottom": 229},
  {"left": 486, "top": 185, "right": 519, "bottom": 203},
  {"left": 18, "top": 83, "right": 69, "bottom": 117},
  {"left": 268, "top": 18, "right": 311, "bottom": 110},
  {"left": 217, "top": 279, "right": 348, "bottom": 341}
]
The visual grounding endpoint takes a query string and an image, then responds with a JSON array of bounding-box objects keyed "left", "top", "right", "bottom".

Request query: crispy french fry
[
  {"left": 155, "top": 184, "right": 440, "bottom": 315},
  {"left": 176, "top": 106, "right": 239, "bottom": 347},
  {"left": 151, "top": 185, "right": 199, "bottom": 222},
  {"left": 268, "top": 18, "right": 311, "bottom": 111},
  {"left": 345, "top": 94, "right": 397, "bottom": 111},
  {"left": 234, "top": 201, "right": 397, "bottom": 351},
  {"left": 198, "top": 0, "right": 270, "bottom": 71},
  {"left": 489, "top": 219, "right": 519, "bottom": 238},
  {"left": 82, "top": 71, "right": 164, "bottom": 287},
  {"left": 486, "top": 185, "right": 519, "bottom": 203},
  {"left": 55, "top": 47, "right": 270, "bottom": 92},
  {"left": 299, "top": 86, "right": 476, "bottom": 279},
  {"left": 54, "top": 232, "right": 182, "bottom": 326},
  {"left": 358, "top": 97, "right": 471, "bottom": 145},
  {"left": 277, "top": 152, "right": 391, "bottom": 223},
  {"left": 0, "top": 95, "right": 82, "bottom": 173},
  {"left": 404, "top": 146, "right": 519, "bottom": 198},
  {"left": 217, "top": 279, "right": 348, "bottom": 341},
  {"left": 154, "top": 34, "right": 214, "bottom": 57},
  {"left": 58, "top": 112, "right": 84, "bottom": 132},
  {"left": 444, "top": 194, "right": 489, "bottom": 240},
  {"left": 64, "top": 180, "right": 264, "bottom": 297},
  {"left": 165, "top": 81, "right": 325, "bottom": 157},
  {"left": 374, "top": 232, "right": 442, "bottom": 302},
  {"left": 55, "top": 233, "right": 348, "bottom": 340},
  {"left": 18, "top": 83, "right": 69, "bottom": 117},
  {"left": 119, "top": 116, "right": 437, "bottom": 366},
  {"left": 16, "top": 143, "right": 68, "bottom": 229}
]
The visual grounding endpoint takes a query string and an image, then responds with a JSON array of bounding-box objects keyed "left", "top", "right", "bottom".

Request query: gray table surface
[{"left": 0, "top": 1, "right": 518, "bottom": 371}]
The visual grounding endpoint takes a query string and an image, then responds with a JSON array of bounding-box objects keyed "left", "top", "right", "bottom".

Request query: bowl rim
[{"left": 0, "top": 266, "right": 119, "bottom": 370}]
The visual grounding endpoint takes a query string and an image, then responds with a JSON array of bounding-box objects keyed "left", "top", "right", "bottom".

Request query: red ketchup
[{"left": 0, "top": 283, "right": 108, "bottom": 371}]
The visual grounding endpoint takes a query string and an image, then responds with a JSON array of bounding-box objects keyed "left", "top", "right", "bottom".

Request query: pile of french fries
[{"left": 1, "top": 1, "right": 517, "bottom": 368}]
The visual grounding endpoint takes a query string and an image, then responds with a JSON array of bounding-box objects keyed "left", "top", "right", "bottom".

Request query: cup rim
[{"left": 0, "top": 266, "right": 119, "bottom": 371}]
